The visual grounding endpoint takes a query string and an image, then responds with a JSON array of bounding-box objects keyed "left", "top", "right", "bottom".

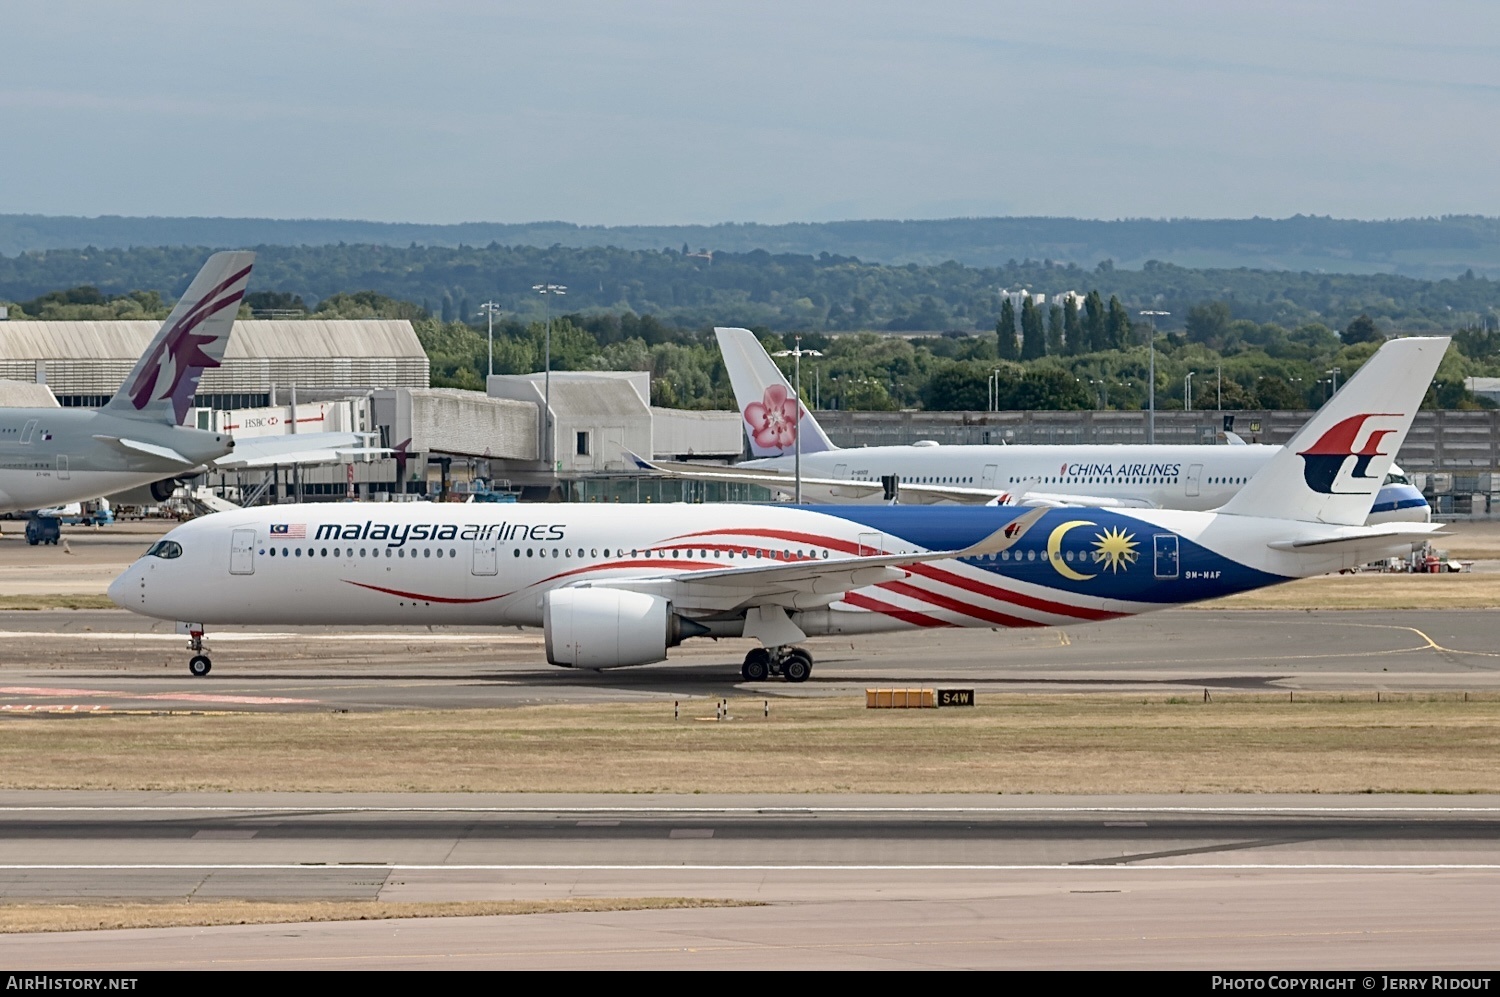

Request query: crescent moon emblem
[{"left": 1047, "top": 520, "right": 1098, "bottom": 581}]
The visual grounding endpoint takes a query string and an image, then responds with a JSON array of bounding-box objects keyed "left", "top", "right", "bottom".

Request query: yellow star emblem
[{"left": 1091, "top": 526, "right": 1139, "bottom": 573}]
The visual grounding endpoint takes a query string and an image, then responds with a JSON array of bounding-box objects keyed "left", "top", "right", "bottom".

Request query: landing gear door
[
  {"left": 472, "top": 537, "right": 498, "bottom": 576},
  {"left": 229, "top": 528, "right": 256, "bottom": 575},
  {"left": 1185, "top": 463, "right": 1203, "bottom": 497},
  {"left": 1153, "top": 533, "right": 1179, "bottom": 579}
]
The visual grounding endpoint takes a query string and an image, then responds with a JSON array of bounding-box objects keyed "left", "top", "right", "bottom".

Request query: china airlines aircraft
[
  {"left": 628, "top": 326, "right": 1429, "bottom": 525},
  {"left": 110, "top": 338, "right": 1446, "bottom": 681}
]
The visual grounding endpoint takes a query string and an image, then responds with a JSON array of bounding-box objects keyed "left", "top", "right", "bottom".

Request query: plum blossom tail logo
[
  {"left": 743, "top": 384, "right": 800, "bottom": 454},
  {"left": 1298, "top": 413, "right": 1401, "bottom": 494},
  {"left": 128, "top": 264, "right": 252, "bottom": 423}
]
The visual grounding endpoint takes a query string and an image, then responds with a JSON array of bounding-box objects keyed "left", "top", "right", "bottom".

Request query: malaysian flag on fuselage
[{"left": 270, "top": 523, "right": 306, "bottom": 538}]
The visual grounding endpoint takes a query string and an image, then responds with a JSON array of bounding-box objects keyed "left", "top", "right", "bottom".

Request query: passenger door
[
  {"left": 229, "top": 528, "right": 256, "bottom": 575},
  {"left": 1185, "top": 463, "right": 1203, "bottom": 497},
  {"left": 1153, "top": 534, "right": 1180, "bottom": 579},
  {"left": 981, "top": 464, "right": 999, "bottom": 488},
  {"left": 472, "top": 536, "right": 498, "bottom": 576}
]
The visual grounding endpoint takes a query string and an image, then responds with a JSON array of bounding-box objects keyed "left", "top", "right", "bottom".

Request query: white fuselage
[
  {"left": 747, "top": 442, "right": 1279, "bottom": 509},
  {"left": 109, "top": 502, "right": 1410, "bottom": 643}
]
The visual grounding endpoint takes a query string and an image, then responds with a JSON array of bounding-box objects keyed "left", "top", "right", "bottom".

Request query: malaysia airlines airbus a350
[
  {"left": 111, "top": 337, "right": 1446, "bottom": 681},
  {"left": 628, "top": 326, "right": 1428, "bottom": 525}
]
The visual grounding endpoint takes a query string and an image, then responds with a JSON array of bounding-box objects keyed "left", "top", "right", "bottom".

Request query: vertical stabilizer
[
  {"left": 714, "top": 326, "right": 838, "bottom": 458},
  {"left": 1216, "top": 336, "right": 1448, "bottom": 524},
  {"left": 104, "top": 251, "right": 255, "bottom": 425}
]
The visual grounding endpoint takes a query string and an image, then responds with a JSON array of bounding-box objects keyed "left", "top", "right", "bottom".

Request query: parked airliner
[
  {"left": 110, "top": 338, "right": 1447, "bottom": 680},
  {"left": 629, "top": 326, "right": 1429, "bottom": 525},
  {"left": 0, "top": 252, "right": 385, "bottom": 514}
]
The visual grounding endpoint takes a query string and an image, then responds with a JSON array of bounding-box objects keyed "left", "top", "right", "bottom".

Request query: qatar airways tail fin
[
  {"left": 104, "top": 251, "right": 255, "bottom": 426},
  {"left": 714, "top": 326, "right": 838, "bottom": 458},
  {"left": 1216, "top": 336, "right": 1448, "bottom": 525}
]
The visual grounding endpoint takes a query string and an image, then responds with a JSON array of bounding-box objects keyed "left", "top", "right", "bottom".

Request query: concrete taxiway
[
  {"left": 0, "top": 792, "right": 1497, "bottom": 969},
  {"left": 0, "top": 607, "right": 1498, "bottom": 713}
]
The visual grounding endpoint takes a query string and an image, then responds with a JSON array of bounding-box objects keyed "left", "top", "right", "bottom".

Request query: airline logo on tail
[
  {"left": 1298, "top": 413, "right": 1403, "bottom": 494},
  {"left": 743, "top": 384, "right": 800, "bottom": 451},
  {"left": 127, "top": 262, "right": 252, "bottom": 424}
]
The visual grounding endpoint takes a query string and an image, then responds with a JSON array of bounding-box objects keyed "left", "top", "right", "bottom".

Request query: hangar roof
[
  {"left": 0, "top": 379, "right": 59, "bottom": 407},
  {"left": 0, "top": 320, "right": 425, "bottom": 360}
]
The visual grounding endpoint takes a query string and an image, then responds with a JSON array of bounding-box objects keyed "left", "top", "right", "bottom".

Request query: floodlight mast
[
  {"left": 531, "top": 283, "right": 566, "bottom": 468},
  {"left": 1139, "top": 310, "right": 1170, "bottom": 443},
  {"left": 772, "top": 334, "right": 823, "bottom": 504},
  {"left": 478, "top": 301, "right": 502, "bottom": 378}
]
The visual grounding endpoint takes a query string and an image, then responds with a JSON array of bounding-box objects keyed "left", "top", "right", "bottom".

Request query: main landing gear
[
  {"left": 184, "top": 627, "right": 211, "bottom": 677},
  {"left": 741, "top": 646, "right": 813, "bottom": 683}
]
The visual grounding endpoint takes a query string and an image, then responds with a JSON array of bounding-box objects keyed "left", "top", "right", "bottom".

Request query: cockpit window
[
  {"left": 1384, "top": 472, "right": 1410, "bottom": 485},
  {"left": 146, "top": 540, "right": 183, "bottom": 559}
]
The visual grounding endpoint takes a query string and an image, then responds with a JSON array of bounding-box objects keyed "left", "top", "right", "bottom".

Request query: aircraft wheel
[
  {"left": 188, "top": 655, "right": 212, "bottom": 677},
  {"left": 742, "top": 656, "right": 769, "bottom": 682},
  {"left": 782, "top": 650, "right": 812, "bottom": 683}
]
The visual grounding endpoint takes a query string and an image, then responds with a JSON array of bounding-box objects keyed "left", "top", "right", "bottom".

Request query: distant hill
[
  {"left": 5, "top": 213, "right": 1500, "bottom": 280},
  {"left": 2, "top": 243, "right": 1497, "bottom": 334}
]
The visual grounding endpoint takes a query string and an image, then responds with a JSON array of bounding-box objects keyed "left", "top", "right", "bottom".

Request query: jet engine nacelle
[{"left": 543, "top": 587, "right": 698, "bottom": 669}]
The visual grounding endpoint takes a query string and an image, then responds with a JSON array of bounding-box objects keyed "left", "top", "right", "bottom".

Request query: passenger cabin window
[{"left": 146, "top": 541, "right": 182, "bottom": 559}]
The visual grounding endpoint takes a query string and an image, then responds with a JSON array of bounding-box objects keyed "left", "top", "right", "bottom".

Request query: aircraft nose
[{"left": 107, "top": 567, "right": 136, "bottom": 609}]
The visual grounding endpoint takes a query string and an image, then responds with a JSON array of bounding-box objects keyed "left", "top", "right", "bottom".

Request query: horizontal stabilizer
[
  {"left": 1267, "top": 523, "right": 1446, "bottom": 553},
  {"left": 92, "top": 435, "right": 194, "bottom": 466}
]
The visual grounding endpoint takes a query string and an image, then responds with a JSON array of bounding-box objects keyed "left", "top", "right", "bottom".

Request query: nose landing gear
[
  {"left": 184, "top": 626, "right": 211, "bottom": 677},
  {"left": 740, "top": 645, "right": 813, "bottom": 683}
]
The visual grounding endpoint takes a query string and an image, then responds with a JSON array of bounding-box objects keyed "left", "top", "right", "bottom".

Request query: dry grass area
[
  {"left": 0, "top": 594, "right": 115, "bottom": 610},
  {"left": 2, "top": 696, "right": 1498, "bottom": 794},
  {"left": 0, "top": 897, "right": 752, "bottom": 934},
  {"left": 1197, "top": 571, "right": 1500, "bottom": 610}
]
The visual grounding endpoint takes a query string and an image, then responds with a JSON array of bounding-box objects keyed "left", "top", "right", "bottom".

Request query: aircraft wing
[
  {"left": 92, "top": 435, "right": 195, "bottom": 466},
  {"left": 626, "top": 452, "right": 1012, "bottom": 505},
  {"left": 1009, "top": 489, "right": 1153, "bottom": 510},
  {"left": 595, "top": 507, "right": 1049, "bottom": 613},
  {"left": 210, "top": 433, "right": 389, "bottom": 470}
]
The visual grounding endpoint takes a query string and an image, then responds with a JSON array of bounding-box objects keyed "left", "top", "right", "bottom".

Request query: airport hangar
[{"left": 0, "top": 318, "right": 749, "bottom": 505}]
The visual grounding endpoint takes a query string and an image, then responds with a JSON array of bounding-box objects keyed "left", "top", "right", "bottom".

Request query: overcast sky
[{"left": 3, "top": 1, "right": 1498, "bottom": 225}]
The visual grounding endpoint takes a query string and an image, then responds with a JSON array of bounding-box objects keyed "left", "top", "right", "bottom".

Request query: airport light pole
[
  {"left": 1139, "top": 311, "right": 1169, "bottom": 443},
  {"left": 1326, "top": 366, "right": 1342, "bottom": 396},
  {"left": 1184, "top": 371, "right": 1196, "bottom": 413},
  {"left": 772, "top": 335, "right": 822, "bottom": 504},
  {"left": 532, "top": 283, "right": 566, "bottom": 468},
  {"left": 478, "top": 301, "right": 502, "bottom": 378}
]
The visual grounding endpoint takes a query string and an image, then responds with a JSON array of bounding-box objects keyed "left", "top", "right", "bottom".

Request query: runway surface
[
  {"left": 0, "top": 792, "right": 1498, "bottom": 969},
  {"left": 1, "top": 607, "right": 1498, "bottom": 713}
]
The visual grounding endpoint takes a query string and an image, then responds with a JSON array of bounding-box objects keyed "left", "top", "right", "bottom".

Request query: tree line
[
  {"left": 3, "top": 242, "right": 1500, "bottom": 337},
  {"left": 5, "top": 275, "right": 1496, "bottom": 414}
]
